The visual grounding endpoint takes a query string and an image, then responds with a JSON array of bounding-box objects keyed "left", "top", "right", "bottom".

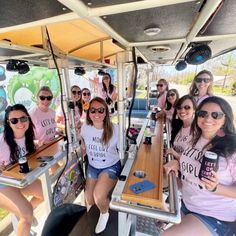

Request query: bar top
[{"left": 121, "top": 119, "right": 164, "bottom": 208}]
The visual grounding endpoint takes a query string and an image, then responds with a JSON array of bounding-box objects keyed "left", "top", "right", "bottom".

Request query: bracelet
[{"left": 210, "top": 185, "right": 217, "bottom": 192}]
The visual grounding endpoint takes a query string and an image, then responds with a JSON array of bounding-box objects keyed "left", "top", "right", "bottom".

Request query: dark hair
[
  {"left": 165, "top": 89, "right": 179, "bottom": 110},
  {"left": 157, "top": 79, "right": 169, "bottom": 98},
  {"left": 102, "top": 73, "right": 115, "bottom": 95},
  {"left": 4, "top": 104, "right": 35, "bottom": 163},
  {"left": 191, "top": 96, "right": 236, "bottom": 157},
  {"left": 189, "top": 70, "right": 213, "bottom": 96},
  {"left": 71, "top": 85, "right": 83, "bottom": 116},
  {"left": 86, "top": 97, "right": 113, "bottom": 145},
  {"left": 170, "top": 95, "right": 197, "bottom": 145}
]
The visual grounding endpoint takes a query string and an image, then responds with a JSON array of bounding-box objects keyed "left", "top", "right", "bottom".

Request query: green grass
[
  {"left": 213, "top": 86, "right": 232, "bottom": 96},
  {"left": 0, "top": 208, "right": 9, "bottom": 220}
]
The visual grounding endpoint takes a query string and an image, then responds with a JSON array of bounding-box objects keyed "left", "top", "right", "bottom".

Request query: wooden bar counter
[
  {"left": 121, "top": 118, "right": 164, "bottom": 208},
  {"left": 2, "top": 136, "right": 64, "bottom": 180}
]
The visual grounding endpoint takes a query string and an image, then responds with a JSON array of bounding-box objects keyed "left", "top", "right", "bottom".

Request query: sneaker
[{"left": 95, "top": 212, "right": 109, "bottom": 234}]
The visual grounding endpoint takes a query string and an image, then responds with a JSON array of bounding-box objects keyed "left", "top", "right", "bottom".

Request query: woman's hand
[
  {"left": 164, "top": 160, "right": 179, "bottom": 177},
  {"left": 156, "top": 111, "right": 164, "bottom": 119},
  {"left": 201, "top": 171, "right": 219, "bottom": 192},
  {"left": 166, "top": 148, "right": 179, "bottom": 159}
]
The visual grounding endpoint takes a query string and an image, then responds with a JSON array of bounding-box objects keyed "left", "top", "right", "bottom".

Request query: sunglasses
[
  {"left": 167, "top": 93, "right": 176, "bottom": 97},
  {"left": 72, "top": 90, "right": 81, "bottom": 95},
  {"left": 196, "top": 110, "right": 225, "bottom": 120},
  {"left": 39, "top": 96, "right": 53, "bottom": 101},
  {"left": 89, "top": 107, "right": 105, "bottom": 114},
  {"left": 156, "top": 84, "right": 164, "bottom": 87},
  {"left": 176, "top": 105, "right": 191, "bottom": 110},
  {"left": 195, "top": 77, "right": 211, "bottom": 83},
  {"left": 8, "top": 116, "right": 29, "bottom": 125},
  {"left": 83, "top": 92, "right": 91, "bottom": 96}
]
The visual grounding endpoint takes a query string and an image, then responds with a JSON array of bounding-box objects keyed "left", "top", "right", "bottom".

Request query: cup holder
[{"left": 133, "top": 170, "right": 146, "bottom": 178}]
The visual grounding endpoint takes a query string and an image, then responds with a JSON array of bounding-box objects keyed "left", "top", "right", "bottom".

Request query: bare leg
[
  {"left": 0, "top": 187, "right": 34, "bottom": 236},
  {"left": 93, "top": 172, "right": 117, "bottom": 213},
  {"left": 85, "top": 177, "right": 97, "bottom": 206},
  {"left": 21, "top": 179, "right": 43, "bottom": 208},
  {"left": 161, "top": 214, "right": 212, "bottom": 236}
]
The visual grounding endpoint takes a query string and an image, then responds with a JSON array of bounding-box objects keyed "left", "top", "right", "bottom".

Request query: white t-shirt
[
  {"left": 80, "top": 123, "right": 119, "bottom": 169},
  {"left": 29, "top": 106, "right": 56, "bottom": 142}
]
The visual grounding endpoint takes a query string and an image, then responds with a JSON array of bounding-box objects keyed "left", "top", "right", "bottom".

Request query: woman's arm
[{"left": 166, "top": 148, "right": 181, "bottom": 161}]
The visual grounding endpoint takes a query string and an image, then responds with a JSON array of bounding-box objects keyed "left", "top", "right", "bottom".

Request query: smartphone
[
  {"left": 37, "top": 156, "right": 54, "bottom": 162},
  {"left": 129, "top": 180, "right": 155, "bottom": 194}
]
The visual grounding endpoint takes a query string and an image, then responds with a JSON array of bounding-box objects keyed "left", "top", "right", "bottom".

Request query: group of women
[
  {"left": 154, "top": 70, "right": 236, "bottom": 236},
  {"left": 0, "top": 68, "right": 235, "bottom": 236},
  {"left": 0, "top": 72, "right": 119, "bottom": 235}
]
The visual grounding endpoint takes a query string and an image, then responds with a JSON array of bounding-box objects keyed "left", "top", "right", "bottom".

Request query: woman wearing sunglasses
[
  {"left": 0, "top": 104, "right": 43, "bottom": 236},
  {"left": 163, "top": 96, "right": 236, "bottom": 236},
  {"left": 80, "top": 97, "right": 121, "bottom": 234},
  {"left": 156, "top": 78, "right": 169, "bottom": 110},
  {"left": 156, "top": 89, "right": 179, "bottom": 121},
  {"left": 166, "top": 95, "right": 197, "bottom": 160},
  {"left": 99, "top": 73, "right": 117, "bottom": 103},
  {"left": 29, "top": 86, "right": 56, "bottom": 146},
  {"left": 56, "top": 85, "right": 83, "bottom": 133},
  {"left": 81, "top": 87, "right": 91, "bottom": 120},
  {"left": 189, "top": 70, "right": 214, "bottom": 106}
]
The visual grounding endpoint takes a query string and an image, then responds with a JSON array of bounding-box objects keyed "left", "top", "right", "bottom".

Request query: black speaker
[
  {"left": 185, "top": 44, "right": 212, "bottom": 65},
  {"left": 175, "top": 60, "right": 187, "bottom": 71},
  {"left": 74, "top": 67, "right": 85, "bottom": 76}
]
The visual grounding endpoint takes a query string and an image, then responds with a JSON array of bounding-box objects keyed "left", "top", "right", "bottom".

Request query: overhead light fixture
[
  {"left": 148, "top": 45, "right": 171, "bottom": 53},
  {"left": 175, "top": 60, "right": 187, "bottom": 71},
  {"left": 98, "top": 69, "right": 106, "bottom": 76},
  {"left": 185, "top": 44, "right": 212, "bottom": 65},
  {"left": 144, "top": 27, "right": 161, "bottom": 36},
  {"left": 74, "top": 67, "right": 85, "bottom": 76},
  {"left": 6, "top": 60, "right": 30, "bottom": 74}
]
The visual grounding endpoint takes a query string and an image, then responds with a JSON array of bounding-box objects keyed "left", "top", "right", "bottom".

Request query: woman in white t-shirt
[
  {"left": 163, "top": 96, "right": 236, "bottom": 236},
  {"left": 0, "top": 104, "right": 43, "bottom": 236},
  {"left": 166, "top": 95, "right": 197, "bottom": 160},
  {"left": 80, "top": 97, "right": 121, "bottom": 234}
]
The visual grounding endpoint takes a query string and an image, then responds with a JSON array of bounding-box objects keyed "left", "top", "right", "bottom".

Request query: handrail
[{"left": 110, "top": 118, "right": 181, "bottom": 227}]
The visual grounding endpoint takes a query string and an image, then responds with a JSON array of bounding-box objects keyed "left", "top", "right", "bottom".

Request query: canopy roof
[{"left": 0, "top": 0, "right": 235, "bottom": 68}]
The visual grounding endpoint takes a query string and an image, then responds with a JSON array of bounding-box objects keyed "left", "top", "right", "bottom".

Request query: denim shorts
[
  {"left": 87, "top": 161, "right": 122, "bottom": 180},
  {"left": 181, "top": 201, "right": 235, "bottom": 236}
]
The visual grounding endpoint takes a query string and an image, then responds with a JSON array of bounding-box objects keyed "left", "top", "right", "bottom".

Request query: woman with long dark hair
[
  {"left": 189, "top": 70, "right": 214, "bottom": 106},
  {"left": 0, "top": 104, "right": 43, "bottom": 236},
  {"left": 163, "top": 96, "right": 236, "bottom": 236},
  {"left": 80, "top": 97, "right": 121, "bottom": 234}
]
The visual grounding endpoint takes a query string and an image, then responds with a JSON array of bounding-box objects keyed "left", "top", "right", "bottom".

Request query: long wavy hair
[
  {"left": 189, "top": 70, "right": 213, "bottom": 96},
  {"left": 4, "top": 104, "right": 35, "bottom": 163},
  {"left": 86, "top": 97, "right": 113, "bottom": 145},
  {"left": 71, "top": 85, "right": 83, "bottom": 116},
  {"left": 102, "top": 73, "right": 115, "bottom": 95},
  {"left": 191, "top": 96, "right": 236, "bottom": 157},
  {"left": 165, "top": 89, "right": 179, "bottom": 111},
  {"left": 170, "top": 95, "right": 197, "bottom": 145}
]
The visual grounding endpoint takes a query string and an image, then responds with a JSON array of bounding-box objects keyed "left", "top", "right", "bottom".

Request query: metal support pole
[{"left": 116, "top": 51, "right": 128, "bottom": 162}]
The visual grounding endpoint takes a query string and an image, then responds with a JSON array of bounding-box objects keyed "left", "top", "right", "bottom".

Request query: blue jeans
[
  {"left": 181, "top": 201, "right": 235, "bottom": 236},
  {"left": 87, "top": 161, "right": 122, "bottom": 180}
]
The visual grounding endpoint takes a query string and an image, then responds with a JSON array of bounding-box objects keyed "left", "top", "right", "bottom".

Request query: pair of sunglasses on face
[
  {"left": 89, "top": 107, "right": 105, "bottom": 114},
  {"left": 176, "top": 105, "right": 191, "bottom": 110},
  {"left": 83, "top": 92, "right": 91, "bottom": 96},
  {"left": 167, "top": 92, "right": 176, "bottom": 97},
  {"left": 39, "top": 96, "right": 53, "bottom": 101},
  {"left": 8, "top": 116, "right": 29, "bottom": 125},
  {"left": 156, "top": 84, "right": 164, "bottom": 87},
  {"left": 195, "top": 77, "right": 211, "bottom": 83},
  {"left": 196, "top": 110, "right": 225, "bottom": 120},
  {"left": 72, "top": 90, "right": 81, "bottom": 95}
]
